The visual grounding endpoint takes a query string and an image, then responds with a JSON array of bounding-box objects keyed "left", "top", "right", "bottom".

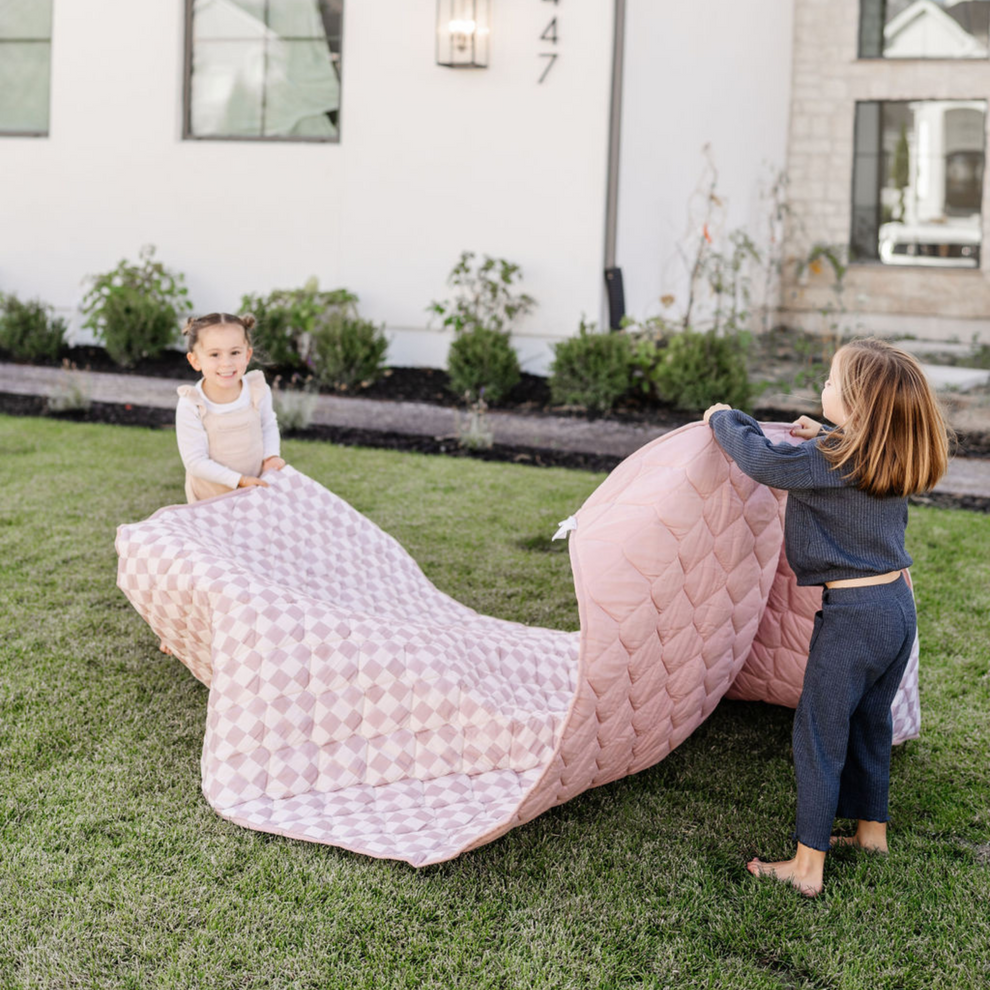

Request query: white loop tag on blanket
[{"left": 552, "top": 515, "right": 577, "bottom": 541}]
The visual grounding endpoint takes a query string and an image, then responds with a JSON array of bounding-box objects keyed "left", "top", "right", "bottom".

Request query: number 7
[{"left": 538, "top": 52, "right": 558, "bottom": 83}]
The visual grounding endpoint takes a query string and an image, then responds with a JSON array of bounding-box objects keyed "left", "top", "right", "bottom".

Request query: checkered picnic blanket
[{"left": 116, "top": 429, "right": 919, "bottom": 866}]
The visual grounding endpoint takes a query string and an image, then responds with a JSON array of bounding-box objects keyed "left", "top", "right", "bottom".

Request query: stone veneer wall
[{"left": 781, "top": 0, "right": 990, "bottom": 343}]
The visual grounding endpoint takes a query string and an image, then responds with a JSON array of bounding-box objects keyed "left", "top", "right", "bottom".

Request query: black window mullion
[{"left": 851, "top": 101, "right": 883, "bottom": 261}]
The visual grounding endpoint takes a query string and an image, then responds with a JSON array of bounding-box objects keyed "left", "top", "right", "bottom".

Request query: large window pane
[
  {"left": 190, "top": 40, "right": 265, "bottom": 137},
  {"left": 0, "top": 0, "right": 52, "bottom": 135},
  {"left": 850, "top": 100, "right": 986, "bottom": 267},
  {"left": 859, "top": 0, "right": 990, "bottom": 59},
  {"left": 267, "top": 0, "right": 326, "bottom": 37},
  {"left": 0, "top": 0, "right": 52, "bottom": 38},
  {"left": 263, "top": 40, "right": 339, "bottom": 138},
  {"left": 186, "top": 0, "right": 342, "bottom": 141}
]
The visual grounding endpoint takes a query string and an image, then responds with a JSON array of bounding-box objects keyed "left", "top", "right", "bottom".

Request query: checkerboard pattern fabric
[{"left": 115, "top": 424, "right": 919, "bottom": 866}]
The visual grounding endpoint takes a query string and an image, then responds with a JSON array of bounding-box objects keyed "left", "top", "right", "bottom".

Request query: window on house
[
  {"left": 0, "top": 0, "right": 53, "bottom": 136},
  {"left": 859, "top": 0, "right": 990, "bottom": 59},
  {"left": 184, "top": 0, "right": 342, "bottom": 141},
  {"left": 851, "top": 100, "right": 986, "bottom": 267}
]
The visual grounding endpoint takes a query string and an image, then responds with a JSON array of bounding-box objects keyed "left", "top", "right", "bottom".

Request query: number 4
[{"left": 541, "top": 17, "right": 558, "bottom": 43}]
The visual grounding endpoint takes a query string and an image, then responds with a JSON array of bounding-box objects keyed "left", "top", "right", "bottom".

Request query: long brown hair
[
  {"left": 182, "top": 312, "right": 256, "bottom": 351},
  {"left": 819, "top": 338, "right": 951, "bottom": 497}
]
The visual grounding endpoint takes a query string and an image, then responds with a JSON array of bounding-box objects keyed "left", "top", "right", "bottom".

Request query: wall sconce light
[{"left": 436, "top": 0, "right": 491, "bottom": 68}]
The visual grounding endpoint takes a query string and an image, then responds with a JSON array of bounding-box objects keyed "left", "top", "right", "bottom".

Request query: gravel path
[{"left": 4, "top": 361, "right": 989, "bottom": 497}]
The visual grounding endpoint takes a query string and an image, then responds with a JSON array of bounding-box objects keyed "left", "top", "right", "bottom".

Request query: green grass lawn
[{"left": 1, "top": 415, "right": 988, "bottom": 990}]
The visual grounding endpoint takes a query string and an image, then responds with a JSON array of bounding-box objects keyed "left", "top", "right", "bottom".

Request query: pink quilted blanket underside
[{"left": 115, "top": 423, "right": 919, "bottom": 867}]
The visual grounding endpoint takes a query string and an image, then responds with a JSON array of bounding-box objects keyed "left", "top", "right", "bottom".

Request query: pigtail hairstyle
[
  {"left": 182, "top": 312, "right": 256, "bottom": 351},
  {"left": 818, "top": 338, "right": 951, "bottom": 497}
]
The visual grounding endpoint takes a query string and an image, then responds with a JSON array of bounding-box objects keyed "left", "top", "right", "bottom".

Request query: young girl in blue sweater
[{"left": 705, "top": 338, "right": 950, "bottom": 896}]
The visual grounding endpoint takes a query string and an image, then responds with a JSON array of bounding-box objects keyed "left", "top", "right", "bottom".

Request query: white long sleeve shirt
[{"left": 175, "top": 379, "right": 281, "bottom": 489}]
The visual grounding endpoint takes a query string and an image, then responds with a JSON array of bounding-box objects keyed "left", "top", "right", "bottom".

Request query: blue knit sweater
[{"left": 709, "top": 410, "right": 911, "bottom": 586}]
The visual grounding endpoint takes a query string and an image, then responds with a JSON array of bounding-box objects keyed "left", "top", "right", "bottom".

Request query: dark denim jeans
[{"left": 793, "top": 576, "right": 916, "bottom": 851}]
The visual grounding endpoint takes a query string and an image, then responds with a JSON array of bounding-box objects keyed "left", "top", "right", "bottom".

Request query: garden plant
[
  {"left": 81, "top": 246, "right": 193, "bottom": 367},
  {"left": 0, "top": 293, "right": 66, "bottom": 362},
  {"left": 309, "top": 303, "right": 388, "bottom": 391},
  {"left": 549, "top": 319, "right": 635, "bottom": 414},
  {"left": 431, "top": 252, "right": 534, "bottom": 403},
  {"left": 240, "top": 280, "right": 387, "bottom": 390}
]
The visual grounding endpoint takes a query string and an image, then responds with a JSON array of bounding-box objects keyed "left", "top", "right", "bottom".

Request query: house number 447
[{"left": 538, "top": 0, "right": 559, "bottom": 83}]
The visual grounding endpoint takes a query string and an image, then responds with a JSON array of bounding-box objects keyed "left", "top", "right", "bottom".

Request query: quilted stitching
[{"left": 115, "top": 423, "right": 919, "bottom": 866}]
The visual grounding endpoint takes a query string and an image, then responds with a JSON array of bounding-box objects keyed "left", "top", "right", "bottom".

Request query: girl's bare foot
[
  {"left": 830, "top": 820, "right": 888, "bottom": 853},
  {"left": 747, "top": 842, "right": 825, "bottom": 897},
  {"left": 159, "top": 639, "right": 172, "bottom": 656},
  {"left": 747, "top": 857, "right": 822, "bottom": 897}
]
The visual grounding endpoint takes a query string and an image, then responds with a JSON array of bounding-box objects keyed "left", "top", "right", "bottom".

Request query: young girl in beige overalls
[
  {"left": 175, "top": 312, "right": 285, "bottom": 503},
  {"left": 161, "top": 312, "right": 285, "bottom": 656}
]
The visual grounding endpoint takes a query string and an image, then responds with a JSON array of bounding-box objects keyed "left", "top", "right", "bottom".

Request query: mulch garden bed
[
  {"left": 16, "top": 345, "right": 990, "bottom": 453},
  {"left": 4, "top": 344, "right": 990, "bottom": 508}
]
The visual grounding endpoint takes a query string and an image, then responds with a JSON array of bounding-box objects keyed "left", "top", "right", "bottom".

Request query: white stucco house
[
  {"left": 5, "top": 0, "right": 990, "bottom": 372},
  {"left": 0, "top": 0, "right": 793, "bottom": 372}
]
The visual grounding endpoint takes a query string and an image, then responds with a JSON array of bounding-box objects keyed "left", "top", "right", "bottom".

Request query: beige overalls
[{"left": 177, "top": 370, "right": 267, "bottom": 504}]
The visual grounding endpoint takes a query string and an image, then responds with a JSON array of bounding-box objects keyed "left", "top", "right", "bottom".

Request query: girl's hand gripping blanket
[{"left": 115, "top": 424, "right": 919, "bottom": 866}]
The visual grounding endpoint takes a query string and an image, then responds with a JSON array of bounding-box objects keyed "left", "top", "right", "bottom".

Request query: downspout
[{"left": 604, "top": 0, "right": 627, "bottom": 329}]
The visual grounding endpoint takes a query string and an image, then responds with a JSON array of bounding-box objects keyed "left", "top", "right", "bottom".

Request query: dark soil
[
  {"left": 0, "top": 391, "right": 620, "bottom": 474},
  {"left": 3, "top": 389, "right": 988, "bottom": 513},
  {"left": 5, "top": 342, "right": 990, "bottom": 458},
  {"left": 56, "top": 345, "right": 202, "bottom": 382}
]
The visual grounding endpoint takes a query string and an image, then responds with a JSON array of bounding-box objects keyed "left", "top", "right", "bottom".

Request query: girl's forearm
[{"left": 709, "top": 410, "right": 814, "bottom": 490}]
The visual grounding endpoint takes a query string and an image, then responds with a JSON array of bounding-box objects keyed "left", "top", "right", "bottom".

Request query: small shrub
[
  {"left": 81, "top": 246, "right": 192, "bottom": 367},
  {"left": 966, "top": 341, "right": 990, "bottom": 371},
  {"left": 271, "top": 376, "right": 318, "bottom": 432},
  {"left": 310, "top": 312, "right": 388, "bottom": 390},
  {"left": 456, "top": 391, "right": 495, "bottom": 450},
  {"left": 431, "top": 252, "right": 533, "bottom": 403},
  {"left": 239, "top": 293, "right": 303, "bottom": 369},
  {"left": 46, "top": 360, "right": 92, "bottom": 414},
  {"left": 0, "top": 294, "right": 66, "bottom": 361},
  {"left": 549, "top": 321, "right": 634, "bottom": 413},
  {"left": 650, "top": 328, "right": 754, "bottom": 412},
  {"left": 447, "top": 326, "right": 521, "bottom": 404},
  {"left": 241, "top": 280, "right": 366, "bottom": 373},
  {"left": 429, "top": 251, "right": 535, "bottom": 336},
  {"left": 629, "top": 333, "right": 664, "bottom": 395}
]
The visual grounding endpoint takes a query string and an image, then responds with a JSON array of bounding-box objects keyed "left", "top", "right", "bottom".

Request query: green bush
[
  {"left": 431, "top": 252, "right": 533, "bottom": 403},
  {"left": 447, "top": 326, "right": 521, "bottom": 404},
  {"left": 310, "top": 311, "right": 388, "bottom": 390},
  {"left": 549, "top": 321, "right": 634, "bottom": 413},
  {"left": 429, "top": 251, "right": 535, "bottom": 337},
  {"left": 0, "top": 294, "right": 66, "bottom": 361},
  {"left": 81, "top": 246, "right": 192, "bottom": 367},
  {"left": 238, "top": 293, "right": 302, "bottom": 369},
  {"left": 241, "top": 280, "right": 364, "bottom": 373},
  {"left": 650, "top": 328, "right": 753, "bottom": 412}
]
